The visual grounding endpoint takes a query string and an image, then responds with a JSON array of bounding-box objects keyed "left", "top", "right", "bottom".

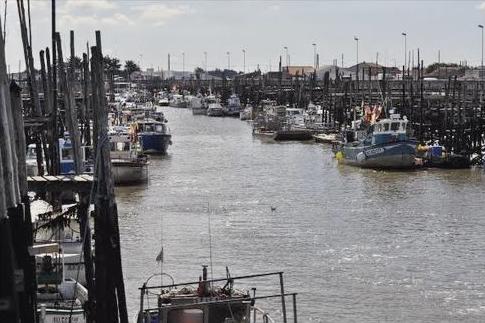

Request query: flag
[{"left": 156, "top": 248, "right": 164, "bottom": 263}]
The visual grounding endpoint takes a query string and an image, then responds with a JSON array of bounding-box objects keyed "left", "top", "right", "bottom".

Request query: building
[{"left": 284, "top": 66, "right": 315, "bottom": 78}]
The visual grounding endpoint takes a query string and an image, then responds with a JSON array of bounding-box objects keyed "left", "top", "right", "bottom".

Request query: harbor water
[{"left": 118, "top": 107, "right": 485, "bottom": 322}]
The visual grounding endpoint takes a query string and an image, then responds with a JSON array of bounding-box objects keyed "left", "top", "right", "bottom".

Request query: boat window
[
  {"left": 27, "top": 147, "right": 36, "bottom": 158},
  {"left": 167, "top": 309, "right": 203, "bottom": 323},
  {"left": 391, "top": 122, "right": 400, "bottom": 131},
  {"left": 62, "top": 149, "right": 73, "bottom": 160},
  {"left": 155, "top": 125, "right": 164, "bottom": 132},
  {"left": 383, "top": 123, "right": 390, "bottom": 131},
  {"left": 123, "top": 143, "right": 130, "bottom": 151}
]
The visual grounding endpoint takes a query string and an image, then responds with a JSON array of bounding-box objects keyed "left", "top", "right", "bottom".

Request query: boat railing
[
  {"left": 251, "top": 306, "right": 275, "bottom": 323},
  {"left": 139, "top": 271, "right": 298, "bottom": 323}
]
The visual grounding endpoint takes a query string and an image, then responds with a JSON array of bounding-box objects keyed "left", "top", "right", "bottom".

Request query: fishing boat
[
  {"left": 59, "top": 135, "right": 93, "bottom": 174},
  {"left": 170, "top": 94, "right": 187, "bottom": 108},
  {"left": 313, "top": 133, "right": 337, "bottom": 143},
  {"left": 273, "top": 128, "right": 313, "bottom": 141},
  {"left": 109, "top": 127, "right": 149, "bottom": 184},
  {"left": 416, "top": 142, "right": 471, "bottom": 169},
  {"left": 206, "top": 102, "right": 224, "bottom": 117},
  {"left": 137, "top": 120, "right": 172, "bottom": 155},
  {"left": 136, "top": 266, "right": 297, "bottom": 323},
  {"left": 32, "top": 243, "right": 88, "bottom": 323},
  {"left": 239, "top": 104, "right": 253, "bottom": 121},
  {"left": 335, "top": 106, "right": 417, "bottom": 169},
  {"left": 190, "top": 96, "right": 207, "bottom": 115},
  {"left": 26, "top": 136, "right": 94, "bottom": 176},
  {"left": 223, "top": 94, "right": 242, "bottom": 117}
]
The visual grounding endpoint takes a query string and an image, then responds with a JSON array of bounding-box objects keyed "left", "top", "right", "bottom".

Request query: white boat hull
[
  {"left": 38, "top": 307, "right": 86, "bottom": 323},
  {"left": 112, "top": 161, "right": 148, "bottom": 184}
]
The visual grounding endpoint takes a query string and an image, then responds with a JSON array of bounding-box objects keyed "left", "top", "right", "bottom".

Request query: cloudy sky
[{"left": 3, "top": 0, "right": 485, "bottom": 72}]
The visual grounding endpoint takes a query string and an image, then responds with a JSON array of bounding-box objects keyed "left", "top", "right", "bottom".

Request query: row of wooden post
[
  {"left": 0, "top": 8, "right": 36, "bottom": 321},
  {"left": 1, "top": 0, "right": 129, "bottom": 320}
]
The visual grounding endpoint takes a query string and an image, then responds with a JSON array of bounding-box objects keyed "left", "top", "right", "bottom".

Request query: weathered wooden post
[
  {"left": 10, "top": 81, "right": 37, "bottom": 323},
  {"left": 56, "top": 32, "right": 83, "bottom": 174},
  {"left": 0, "top": 15, "right": 22, "bottom": 321},
  {"left": 91, "top": 30, "right": 128, "bottom": 323}
]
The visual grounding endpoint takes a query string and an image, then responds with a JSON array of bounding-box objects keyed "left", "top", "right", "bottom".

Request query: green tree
[
  {"left": 194, "top": 67, "right": 204, "bottom": 80},
  {"left": 124, "top": 60, "right": 141, "bottom": 81},
  {"left": 104, "top": 55, "right": 122, "bottom": 76}
]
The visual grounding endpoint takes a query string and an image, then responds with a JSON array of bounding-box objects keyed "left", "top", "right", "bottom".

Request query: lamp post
[
  {"left": 242, "top": 49, "right": 246, "bottom": 73},
  {"left": 283, "top": 46, "right": 288, "bottom": 67},
  {"left": 479, "top": 25, "right": 483, "bottom": 81},
  {"left": 204, "top": 51, "right": 207, "bottom": 80},
  {"left": 401, "top": 32, "right": 407, "bottom": 70},
  {"left": 182, "top": 51, "right": 185, "bottom": 80},
  {"left": 312, "top": 43, "right": 317, "bottom": 69},
  {"left": 227, "top": 51, "right": 230, "bottom": 70},
  {"left": 354, "top": 36, "right": 359, "bottom": 78}
]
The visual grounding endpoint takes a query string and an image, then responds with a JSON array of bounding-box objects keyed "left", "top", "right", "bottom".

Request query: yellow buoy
[{"left": 335, "top": 151, "right": 344, "bottom": 161}]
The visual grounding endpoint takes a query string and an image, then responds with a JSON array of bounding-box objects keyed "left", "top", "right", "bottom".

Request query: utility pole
[
  {"left": 402, "top": 32, "right": 407, "bottom": 70},
  {"left": 312, "top": 43, "right": 317, "bottom": 69},
  {"left": 479, "top": 25, "right": 484, "bottom": 81},
  {"left": 354, "top": 36, "right": 359, "bottom": 79},
  {"left": 182, "top": 51, "right": 185, "bottom": 80},
  {"left": 242, "top": 49, "right": 246, "bottom": 73},
  {"left": 204, "top": 51, "right": 207, "bottom": 80},
  {"left": 284, "top": 46, "right": 288, "bottom": 67}
]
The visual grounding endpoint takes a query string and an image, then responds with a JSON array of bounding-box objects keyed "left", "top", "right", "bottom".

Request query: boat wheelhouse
[
  {"left": 137, "top": 120, "right": 172, "bottom": 155},
  {"left": 224, "top": 94, "right": 242, "bottom": 117},
  {"left": 207, "top": 103, "right": 224, "bottom": 117}
]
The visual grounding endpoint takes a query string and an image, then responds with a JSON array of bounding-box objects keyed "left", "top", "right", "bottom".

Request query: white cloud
[
  {"left": 62, "top": 0, "right": 118, "bottom": 12},
  {"left": 131, "top": 4, "right": 191, "bottom": 26},
  {"left": 58, "top": 1, "right": 134, "bottom": 27},
  {"left": 101, "top": 13, "right": 135, "bottom": 26}
]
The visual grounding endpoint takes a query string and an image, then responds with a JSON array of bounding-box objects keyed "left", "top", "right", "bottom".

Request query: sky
[{"left": 3, "top": 0, "right": 485, "bottom": 73}]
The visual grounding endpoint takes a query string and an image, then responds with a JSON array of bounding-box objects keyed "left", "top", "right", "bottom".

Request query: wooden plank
[
  {"left": 80, "top": 174, "right": 94, "bottom": 181},
  {"left": 73, "top": 175, "right": 87, "bottom": 182},
  {"left": 43, "top": 175, "right": 58, "bottom": 181}
]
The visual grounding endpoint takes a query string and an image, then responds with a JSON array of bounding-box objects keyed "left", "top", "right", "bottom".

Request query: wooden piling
[{"left": 55, "top": 32, "right": 83, "bottom": 174}]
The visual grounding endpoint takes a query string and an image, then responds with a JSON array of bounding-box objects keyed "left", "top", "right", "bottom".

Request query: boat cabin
[
  {"left": 137, "top": 121, "right": 169, "bottom": 135},
  {"left": 370, "top": 114, "right": 409, "bottom": 145},
  {"left": 109, "top": 128, "right": 139, "bottom": 160}
]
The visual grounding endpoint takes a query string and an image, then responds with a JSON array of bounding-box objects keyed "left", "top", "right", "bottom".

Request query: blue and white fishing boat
[
  {"left": 223, "top": 93, "right": 242, "bottom": 117},
  {"left": 59, "top": 136, "right": 93, "bottom": 174},
  {"left": 336, "top": 107, "right": 416, "bottom": 169},
  {"left": 137, "top": 120, "right": 172, "bottom": 155}
]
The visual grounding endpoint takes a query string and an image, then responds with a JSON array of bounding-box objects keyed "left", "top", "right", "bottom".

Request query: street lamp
[
  {"left": 204, "top": 51, "right": 207, "bottom": 80},
  {"left": 402, "top": 32, "right": 407, "bottom": 70},
  {"left": 479, "top": 25, "right": 483, "bottom": 81},
  {"left": 354, "top": 36, "right": 359, "bottom": 77},
  {"left": 312, "top": 43, "right": 317, "bottom": 69},
  {"left": 181, "top": 52, "right": 185, "bottom": 80},
  {"left": 242, "top": 49, "right": 246, "bottom": 73},
  {"left": 283, "top": 46, "right": 289, "bottom": 67}
]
